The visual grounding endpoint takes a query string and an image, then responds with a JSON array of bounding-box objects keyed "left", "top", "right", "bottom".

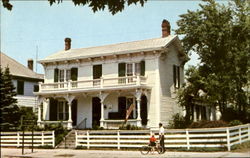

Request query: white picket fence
[
  {"left": 75, "top": 124, "right": 250, "bottom": 151},
  {"left": 0, "top": 131, "right": 55, "bottom": 148}
]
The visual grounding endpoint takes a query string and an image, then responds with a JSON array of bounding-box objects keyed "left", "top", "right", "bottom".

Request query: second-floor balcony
[{"left": 38, "top": 75, "right": 147, "bottom": 94}]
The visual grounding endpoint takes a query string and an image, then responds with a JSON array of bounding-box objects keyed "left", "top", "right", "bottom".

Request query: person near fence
[{"left": 159, "top": 123, "right": 165, "bottom": 152}]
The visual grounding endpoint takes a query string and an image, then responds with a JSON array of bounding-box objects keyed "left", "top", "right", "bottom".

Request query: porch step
[{"left": 56, "top": 130, "right": 76, "bottom": 149}]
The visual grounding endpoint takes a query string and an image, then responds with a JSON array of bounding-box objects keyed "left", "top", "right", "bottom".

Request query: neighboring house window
[
  {"left": 33, "top": 85, "right": 39, "bottom": 92},
  {"left": 58, "top": 101, "right": 69, "bottom": 120},
  {"left": 17, "top": 80, "right": 24, "bottom": 95},
  {"left": 173, "top": 65, "right": 180, "bottom": 89}
]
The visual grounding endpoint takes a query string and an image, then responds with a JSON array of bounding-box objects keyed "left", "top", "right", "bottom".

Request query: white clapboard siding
[
  {"left": 14, "top": 96, "right": 37, "bottom": 108},
  {"left": 76, "top": 124, "right": 250, "bottom": 151},
  {"left": 1, "top": 131, "right": 55, "bottom": 148}
]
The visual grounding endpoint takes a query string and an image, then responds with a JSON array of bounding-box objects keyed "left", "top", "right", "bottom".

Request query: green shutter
[
  {"left": 140, "top": 61, "right": 145, "bottom": 76},
  {"left": 71, "top": 68, "right": 78, "bottom": 81},
  {"left": 173, "top": 65, "right": 176, "bottom": 88},
  {"left": 49, "top": 98, "right": 58, "bottom": 121},
  {"left": 118, "top": 63, "right": 126, "bottom": 77},
  {"left": 54, "top": 68, "right": 59, "bottom": 82}
]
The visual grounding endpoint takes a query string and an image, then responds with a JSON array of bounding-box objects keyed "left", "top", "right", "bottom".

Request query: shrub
[
  {"left": 119, "top": 124, "right": 143, "bottom": 130},
  {"left": 168, "top": 113, "right": 189, "bottom": 129},
  {"left": 228, "top": 120, "right": 242, "bottom": 126},
  {"left": 189, "top": 120, "right": 228, "bottom": 128}
]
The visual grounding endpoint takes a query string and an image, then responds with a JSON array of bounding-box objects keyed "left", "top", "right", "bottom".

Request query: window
[
  {"left": 58, "top": 101, "right": 69, "bottom": 120},
  {"left": 54, "top": 68, "right": 78, "bottom": 88},
  {"left": 173, "top": 65, "right": 180, "bottom": 89},
  {"left": 17, "top": 80, "right": 24, "bottom": 95},
  {"left": 118, "top": 61, "right": 145, "bottom": 84}
]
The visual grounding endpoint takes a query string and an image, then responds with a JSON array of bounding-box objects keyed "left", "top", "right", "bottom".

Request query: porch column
[
  {"left": 98, "top": 92, "right": 109, "bottom": 128},
  {"left": 193, "top": 105, "right": 197, "bottom": 122},
  {"left": 64, "top": 95, "right": 75, "bottom": 130},
  {"left": 205, "top": 107, "right": 210, "bottom": 121},
  {"left": 198, "top": 106, "right": 202, "bottom": 121},
  {"left": 135, "top": 89, "right": 142, "bottom": 127}
]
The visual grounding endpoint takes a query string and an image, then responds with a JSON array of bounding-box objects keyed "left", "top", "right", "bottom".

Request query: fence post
[
  {"left": 41, "top": 131, "right": 44, "bottom": 146},
  {"left": 239, "top": 127, "right": 241, "bottom": 144},
  {"left": 186, "top": 129, "right": 190, "bottom": 150},
  {"left": 87, "top": 131, "right": 90, "bottom": 149},
  {"left": 52, "top": 131, "right": 55, "bottom": 148},
  {"left": 117, "top": 130, "right": 120, "bottom": 150},
  {"left": 226, "top": 128, "right": 231, "bottom": 151},
  {"left": 17, "top": 132, "right": 20, "bottom": 147}
]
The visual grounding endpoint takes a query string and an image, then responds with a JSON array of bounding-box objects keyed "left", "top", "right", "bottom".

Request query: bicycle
[{"left": 140, "top": 141, "right": 164, "bottom": 155}]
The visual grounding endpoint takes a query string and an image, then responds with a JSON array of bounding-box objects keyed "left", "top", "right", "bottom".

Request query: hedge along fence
[
  {"left": 75, "top": 124, "right": 250, "bottom": 151},
  {"left": 0, "top": 131, "right": 55, "bottom": 148}
]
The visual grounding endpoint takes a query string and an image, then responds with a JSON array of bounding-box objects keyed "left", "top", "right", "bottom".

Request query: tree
[
  {"left": 2, "top": 0, "right": 147, "bottom": 15},
  {"left": 176, "top": 0, "right": 250, "bottom": 122},
  {"left": 0, "top": 67, "right": 21, "bottom": 131}
]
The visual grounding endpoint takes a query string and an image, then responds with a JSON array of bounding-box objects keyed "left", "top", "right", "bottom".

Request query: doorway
[{"left": 92, "top": 97, "right": 101, "bottom": 127}]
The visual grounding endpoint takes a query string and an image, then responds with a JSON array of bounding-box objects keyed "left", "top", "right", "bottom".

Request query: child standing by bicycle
[{"left": 149, "top": 133, "right": 157, "bottom": 147}]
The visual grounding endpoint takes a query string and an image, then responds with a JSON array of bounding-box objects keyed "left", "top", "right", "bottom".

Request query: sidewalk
[{"left": 1, "top": 148, "right": 250, "bottom": 158}]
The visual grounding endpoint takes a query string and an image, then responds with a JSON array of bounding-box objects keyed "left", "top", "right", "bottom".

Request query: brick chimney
[
  {"left": 162, "top": 19, "right": 171, "bottom": 37},
  {"left": 27, "top": 59, "right": 33, "bottom": 71},
  {"left": 65, "top": 37, "right": 71, "bottom": 50}
]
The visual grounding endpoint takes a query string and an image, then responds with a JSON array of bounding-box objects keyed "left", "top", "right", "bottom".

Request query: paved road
[{"left": 1, "top": 148, "right": 250, "bottom": 158}]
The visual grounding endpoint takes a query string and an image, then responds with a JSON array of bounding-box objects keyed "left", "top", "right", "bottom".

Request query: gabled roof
[
  {"left": 0, "top": 52, "right": 44, "bottom": 80},
  {"left": 40, "top": 35, "right": 181, "bottom": 63}
]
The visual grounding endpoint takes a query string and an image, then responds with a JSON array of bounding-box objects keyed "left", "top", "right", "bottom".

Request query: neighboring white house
[
  {"left": 0, "top": 52, "right": 44, "bottom": 111},
  {"left": 35, "top": 20, "right": 188, "bottom": 129}
]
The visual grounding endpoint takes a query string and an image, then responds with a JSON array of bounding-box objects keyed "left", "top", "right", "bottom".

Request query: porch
[{"left": 36, "top": 88, "right": 150, "bottom": 130}]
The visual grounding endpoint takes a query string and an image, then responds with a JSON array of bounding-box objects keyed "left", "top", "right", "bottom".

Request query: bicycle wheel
[
  {"left": 140, "top": 146, "right": 150, "bottom": 155},
  {"left": 157, "top": 146, "right": 164, "bottom": 154}
]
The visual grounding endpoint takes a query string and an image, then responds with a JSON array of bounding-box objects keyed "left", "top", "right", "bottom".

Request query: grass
[{"left": 231, "top": 141, "right": 250, "bottom": 152}]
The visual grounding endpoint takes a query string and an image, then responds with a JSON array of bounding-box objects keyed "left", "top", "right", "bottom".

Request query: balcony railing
[{"left": 39, "top": 75, "right": 147, "bottom": 92}]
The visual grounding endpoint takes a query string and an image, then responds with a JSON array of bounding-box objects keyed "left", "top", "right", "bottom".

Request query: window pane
[
  {"left": 126, "top": 64, "right": 133, "bottom": 76},
  {"left": 66, "top": 70, "right": 71, "bottom": 81},
  {"left": 59, "top": 70, "right": 64, "bottom": 82}
]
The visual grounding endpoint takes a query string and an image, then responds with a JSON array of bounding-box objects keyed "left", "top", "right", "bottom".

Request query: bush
[
  {"left": 43, "top": 123, "right": 69, "bottom": 146},
  {"left": 119, "top": 124, "right": 143, "bottom": 130},
  {"left": 228, "top": 120, "right": 242, "bottom": 126},
  {"left": 189, "top": 120, "right": 228, "bottom": 128},
  {"left": 168, "top": 113, "right": 189, "bottom": 129}
]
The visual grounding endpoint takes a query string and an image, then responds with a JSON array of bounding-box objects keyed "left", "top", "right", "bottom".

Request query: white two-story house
[{"left": 35, "top": 20, "right": 187, "bottom": 129}]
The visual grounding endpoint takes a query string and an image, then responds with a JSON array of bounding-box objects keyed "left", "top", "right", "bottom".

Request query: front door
[{"left": 92, "top": 97, "right": 101, "bottom": 127}]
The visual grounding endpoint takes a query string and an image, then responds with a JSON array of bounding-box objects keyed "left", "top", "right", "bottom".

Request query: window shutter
[
  {"left": 71, "top": 68, "right": 78, "bottom": 81},
  {"left": 173, "top": 65, "right": 176, "bottom": 88},
  {"left": 177, "top": 66, "right": 180, "bottom": 88},
  {"left": 118, "top": 63, "right": 126, "bottom": 77},
  {"left": 49, "top": 98, "right": 58, "bottom": 121},
  {"left": 140, "top": 61, "right": 145, "bottom": 76},
  {"left": 54, "top": 68, "right": 59, "bottom": 82}
]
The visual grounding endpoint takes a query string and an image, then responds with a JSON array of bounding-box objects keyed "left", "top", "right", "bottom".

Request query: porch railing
[{"left": 39, "top": 75, "right": 147, "bottom": 92}]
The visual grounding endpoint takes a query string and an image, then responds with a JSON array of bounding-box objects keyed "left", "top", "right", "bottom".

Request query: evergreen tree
[{"left": 0, "top": 67, "right": 21, "bottom": 131}]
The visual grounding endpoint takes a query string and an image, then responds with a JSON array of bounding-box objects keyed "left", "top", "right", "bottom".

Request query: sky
[{"left": 0, "top": 0, "right": 206, "bottom": 74}]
